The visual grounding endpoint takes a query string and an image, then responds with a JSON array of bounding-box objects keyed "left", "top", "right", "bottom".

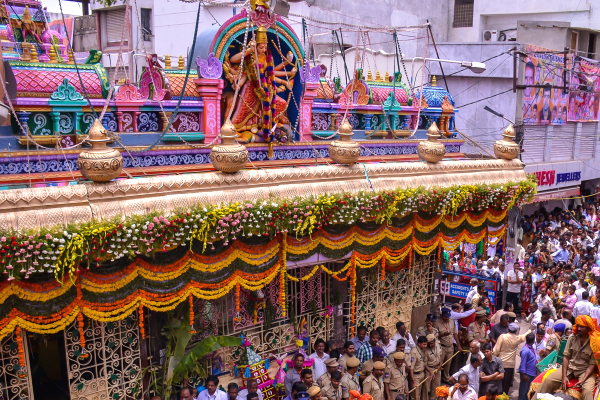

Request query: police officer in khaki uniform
[
  {"left": 416, "top": 314, "right": 439, "bottom": 342},
  {"left": 318, "top": 359, "right": 340, "bottom": 388},
  {"left": 321, "top": 370, "right": 343, "bottom": 400},
  {"left": 434, "top": 308, "right": 459, "bottom": 384},
  {"left": 409, "top": 336, "right": 429, "bottom": 400},
  {"left": 339, "top": 341, "right": 356, "bottom": 373},
  {"left": 341, "top": 357, "right": 360, "bottom": 399},
  {"left": 467, "top": 310, "right": 490, "bottom": 345},
  {"left": 534, "top": 318, "right": 597, "bottom": 400},
  {"left": 543, "top": 323, "right": 566, "bottom": 359},
  {"left": 423, "top": 334, "right": 442, "bottom": 400},
  {"left": 360, "top": 347, "right": 390, "bottom": 382},
  {"left": 362, "top": 361, "right": 385, "bottom": 400},
  {"left": 384, "top": 351, "right": 409, "bottom": 400},
  {"left": 307, "top": 386, "right": 322, "bottom": 400}
]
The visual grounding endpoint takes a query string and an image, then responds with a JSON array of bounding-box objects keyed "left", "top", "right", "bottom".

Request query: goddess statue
[{"left": 223, "top": 26, "right": 298, "bottom": 144}]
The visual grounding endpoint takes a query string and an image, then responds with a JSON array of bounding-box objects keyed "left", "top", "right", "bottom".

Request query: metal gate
[
  {"left": 0, "top": 329, "right": 33, "bottom": 400},
  {"left": 349, "top": 252, "right": 436, "bottom": 335},
  {"left": 64, "top": 314, "right": 142, "bottom": 400}
]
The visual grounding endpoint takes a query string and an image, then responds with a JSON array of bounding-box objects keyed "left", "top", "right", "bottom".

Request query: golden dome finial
[
  {"left": 427, "top": 121, "right": 440, "bottom": 137},
  {"left": 503, "top": 124, "right": 515, "bottom": 139},
  {"left": 339, "top": 118, "right": 353, "bottom": 135},
  {"left": 432, "top": 76, "right": 437, "bottom": 86}
]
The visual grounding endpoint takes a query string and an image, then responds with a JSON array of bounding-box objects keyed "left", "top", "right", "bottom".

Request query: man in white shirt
[
  {"left": 450, "top": 374, "right": 478, "bottom": 400},
  {"left": 237, "top": 379, "right": 264, "bottom": 400},
  {"left": 535, "top": 287, "right": 556, "bottom": 319},
  {"left": 391, "top": 321, "right": 415, "bottom": 355},
  {"left": 573, "top": 291, "right": 594, "bottom": 318},
  {"left": 530, "top": 307, "right": 554, "bottom": 337},
  {"left": 308, "top": 339, "right": 330, "bottom": 380},
  {"left": 379, "top": 330, "right": 396, "bottom": 355},
  {"left": 197, "top": 376, "right": 229, "bottom": 400},
  {"left": 465, "top": 279, "right": 479, "bottom": 304},
  {"left": 532, "top": 329, "right": 546, "bottom": 363},
  {"left": 506, "top": 265, "right": 524, "bottom": 313},
  {"left": 450, "top": 354, "right": 483, "bottom": 394},
  {"left": 575, "top": 281, "right": 589, "bottom": 302}
]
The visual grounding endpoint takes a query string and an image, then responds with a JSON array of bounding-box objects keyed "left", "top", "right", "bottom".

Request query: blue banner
[{"left": 440, "top": 281, "right": 496, "bottom": 305}]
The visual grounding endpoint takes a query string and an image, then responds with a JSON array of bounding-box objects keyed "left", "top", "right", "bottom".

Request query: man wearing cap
[
  {"left": 506, "top": 311, "right": 517, "bottom": 324},
  {"left": 318, "top": 359, "right": 340, "bottom": 388},
  {"left": 321, "top": 371, "right": 342, "bottom": 400},
  {"left": 360, "top": 346, "right": 389, "bottom": 382},
  {"left": 492, "top": 322, "right": 530, "bottom": 395},
  {"left": 434, "top": 308, "right": 459, "bottom": 384},
  {"left": 284, "top": 382, "right": 308, "bottom": 400},
  {"left": 409, "top": 336, "right": 429, "bottom": 400},
  {"left": 384, "top": 351, "right": 409, "bottom": 400},
  {"left": 534, "top": 316, "right": 598, "bottom": 400},
  {"left": 296, "top": 391, "right": 310, "bottom": 400},
  {"left": 542, "top": 323, "right": 566, "bottom": 359},
  {"left": 362, "top": 361, "right": 385, "bottom": 400},
  {"left": 467, "top": 311, "right": 489, "bottom": 345},
  {"left": 417, "top": 314, "right": 439, "bottom": 342},
  {"left": 424, "top": 334, "right": 442, "bottom": 400},
  {"left": 340, "top": 357, "right": 360, "bottom": 399},
  {"left": 338, "top": 342, "right": 355, "bottom": 373},
  {"left": 307, "top": 386, "right": 322, "bottom": 400}
]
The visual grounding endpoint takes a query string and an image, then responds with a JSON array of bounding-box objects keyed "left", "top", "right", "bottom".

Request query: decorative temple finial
[
  {"left": 30, "top": 44, "right": 38, "bottom": 63},
  {"left": 49, "top": 46, "right": 58, "bottom": 63},
  {"left": 328, "top": 118, "right": 360, "bottom": 165},
  {"left": 375, "top": 71, "right": 381, "bottom": 82},
  {"left": 77, "top": 119, "right": 124, "bottom": 182},
  {"left": 367, "top": 70, "right": 372, "bottom": 81},
  {"left": 68, "top": 48, "right": 74, "bottom": 64},
  {"left": 20, "top": 44, "right": 31, "bottom": 62},
  {"left": 165, "top": 54, "right": 171, "bottom": 69},
  {"left": 494, "top": 124, "right": 519, "bottom": 160},
  {"left": 385, "top": 71, "right": 390, "bottom": 82},
  {"left": 178, "top": 55, "right": 184, "bottom": 70},
  {"left": 209, "top": 118, "right": 249, "bottom": 173},
  {"left": 417, "top": 121, "right": 446, "bottom": 163},
  {"left": 432, "top": 76, "right": 437, "bottom": 86}
]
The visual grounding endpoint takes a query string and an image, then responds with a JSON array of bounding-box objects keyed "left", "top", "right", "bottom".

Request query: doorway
[{"left": 27, "top": 332, "right": 70, "bottom": 400}]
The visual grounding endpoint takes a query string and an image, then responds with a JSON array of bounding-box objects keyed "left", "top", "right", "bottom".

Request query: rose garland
[{"left": 0, "top": 178, "right": 535, "bottom": 281}]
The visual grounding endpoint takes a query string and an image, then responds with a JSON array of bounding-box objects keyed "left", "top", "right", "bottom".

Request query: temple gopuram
[{"left": 0, "top": 1, "right": 534, "bottom": 400}]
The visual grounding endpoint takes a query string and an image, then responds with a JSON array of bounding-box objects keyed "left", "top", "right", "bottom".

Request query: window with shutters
[
  {"left": 99, "top": 7, "right": 129, "bottom": 51},
  {"left": 521, "top": 126, "right": 547, "bottom": 164},
  {"left": 453, "top": 0, "right": 474, "bottom": 28},
  {"left": 578, "top": 122, "right": 597, "bottom": 159},
  {"left": 551, "top": 123, "right": 576, "bottom": 161}
]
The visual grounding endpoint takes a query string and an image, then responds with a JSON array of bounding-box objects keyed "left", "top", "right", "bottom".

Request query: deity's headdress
[{"left": 256, "top": 26, "right": 268, "bottom": 44}]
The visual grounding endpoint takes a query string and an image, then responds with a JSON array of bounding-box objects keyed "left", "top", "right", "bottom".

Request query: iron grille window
[
  {"left": 453, "top": 0, "right": 474, "bottom": 28},
  {"left": 141, "top": 8, "right": 152, "bottom": 41}
]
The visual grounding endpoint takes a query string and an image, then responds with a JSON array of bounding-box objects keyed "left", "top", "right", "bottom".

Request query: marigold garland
[
  {"left": 77, "top": 312, "right": 85, "bottom": 350},
  {"left": 0, "top": 178, "right": 535, "bottom": 281},
  {"left": 16, "top": 326, "right": 24, "bottom": 368},
  {"left": 139, "top": 304, "right": 145, "bottom": 340},
  {"left": 188, "top": 294, "right": 196, "bottom": 334},
  {"left": 280, "top": 232, "right": 287, "bottom": 318},
  {"left": 380, "top": 257, "right": 385, "bottom": 282}
]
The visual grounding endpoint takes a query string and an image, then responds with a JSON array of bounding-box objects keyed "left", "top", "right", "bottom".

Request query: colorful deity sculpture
[{"left": 223, "top": 26, "right": 297, "bottom": 146}]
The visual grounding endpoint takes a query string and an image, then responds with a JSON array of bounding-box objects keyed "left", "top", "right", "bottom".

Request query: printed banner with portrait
[
  {"left": 567, "top": 55, "right": 600, "bottom": 122},
  {"left": 523, "top": 45, "right": 570, "bottom": 126}
]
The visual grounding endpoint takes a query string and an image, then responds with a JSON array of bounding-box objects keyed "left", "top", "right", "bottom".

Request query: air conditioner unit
[{"left": 483, "top": 30, "right": 498, "bottom": 42}]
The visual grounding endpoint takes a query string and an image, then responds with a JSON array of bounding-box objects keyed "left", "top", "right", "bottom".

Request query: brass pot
[
  {"left": 328, "top": 118, "right": 360, "bottom": 165},
  {"left": 417, "top": 121, "right": 446, "bottom": 163},
  {"left": 77, "top": 119, "right": 123, "bottom": 182},
  {"left": 494, "top": 124, "right": 519, "bottom": 160},
  {"left": 210, "top": 118, "right": 249, "bottom": 173}
]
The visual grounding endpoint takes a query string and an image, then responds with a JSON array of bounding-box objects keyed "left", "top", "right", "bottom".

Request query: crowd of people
[{"left": 172, "top": 203, "right": 600, "bottom": 400}]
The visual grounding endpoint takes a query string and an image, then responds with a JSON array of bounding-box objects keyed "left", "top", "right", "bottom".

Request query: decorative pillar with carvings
[
  {"left": 102, "top": 113, "right": 111, "bottom": 130},
  {"left": 133, "top": 111, "right": 141, "bottom": 132},
  {"left": 74, "top": 112, "right": 81, "bottom": 134},
  {"left": 161, "top": 112, "right": 173, "bottom": 132},
  {"left": 115, "top": 111, "right": 123, "bottom": 132},
  {"left": 50, "top": 111, "right": 60, "bottom": 135},
  {"left": 299, "top": 64, "right": 323, "bottom": 142},
  {"left": 17, "top": 112, "right": 31, "bottom": 135},
  {"left": 195, "top": 53, "right": 225, "bottom": 144},
  {"left": 364, "top": 114, "right": 373, "bottom": 130}
]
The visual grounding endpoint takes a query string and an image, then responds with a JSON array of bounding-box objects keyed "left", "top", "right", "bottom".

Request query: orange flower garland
[
  {"left": 280, "top": 233, "right": 287, "bottom": 318},
  {"left": 188, "top": 294, "right": 196, "bottom": 334},
  {"left": 139, "top": 304, "right": 145, "bottom": 340},
  {"left": 437, "top": 244, "right": 441, "bottom": 267},
  {"left": 234, "top": 283, "right": 241, "bottom": 322},
  {"left": 77, "top": 312, "right": 85, "bottom": 350},
  {"left": 16, "top": 326, "right": 24, "bottom": 368},
  {"left": 350, "top": 252, "right": 356, "bottom": 325},
  {"left": 380, "top": 257, "right": 385, "bottom": 282}
]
